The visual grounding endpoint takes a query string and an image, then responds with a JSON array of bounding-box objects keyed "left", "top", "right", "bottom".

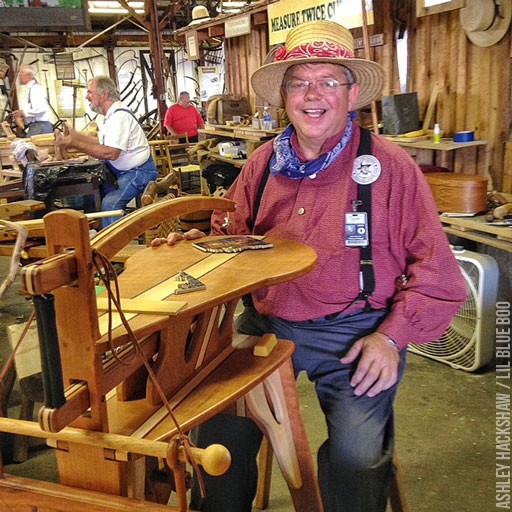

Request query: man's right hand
[
  {"left": 54, "top": 122, "right": 73, "bottom": 150},
  {"left": 151, "top": 228, "right": 206, "bottom": 247}
]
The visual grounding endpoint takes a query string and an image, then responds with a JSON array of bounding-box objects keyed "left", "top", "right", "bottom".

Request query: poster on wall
[
  {"left": 268, "top": 0, "right": 373, "bottom": 45},
  {"left": 198, "top": 66, "right": 223, "bottom": 101},
  {"left": 56, "top": 81, "right": 85, "bottom": 118}
]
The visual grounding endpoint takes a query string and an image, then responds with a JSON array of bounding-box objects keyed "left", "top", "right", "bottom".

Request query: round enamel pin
[{"left": 352, "top": 155, "right": 381, "bottom": 185}]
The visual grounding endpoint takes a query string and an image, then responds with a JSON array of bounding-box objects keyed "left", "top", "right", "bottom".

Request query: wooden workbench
[
  {"left": 441, "top": 214, "right": 512, "bottom": 253},
  {"left": 199, "top": 124, "right": 282, "bottom": 142},
  {"left": 209, "top": 153, "right": 247, "bottom": 168}
]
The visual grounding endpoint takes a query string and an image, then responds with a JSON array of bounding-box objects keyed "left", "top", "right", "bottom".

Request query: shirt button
[
  {"left": 309, "top": 173, "right": 317, "bottom": 179},
  {"left": 298, "top": 207, "right": 305, "bottom": 215}
]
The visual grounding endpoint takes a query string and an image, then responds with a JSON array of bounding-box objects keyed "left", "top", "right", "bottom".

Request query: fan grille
[{"left": 408, "top": 259, "right": 481, "bottom": 369}]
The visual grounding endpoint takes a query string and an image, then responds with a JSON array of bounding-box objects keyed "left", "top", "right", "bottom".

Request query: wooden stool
[{"left": 255, "top": 438, "right": 410, "bottom": 512}]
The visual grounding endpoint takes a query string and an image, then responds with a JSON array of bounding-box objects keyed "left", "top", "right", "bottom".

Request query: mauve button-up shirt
[{"left": 210, "top": 126, "right": 467, "bottom": 349}]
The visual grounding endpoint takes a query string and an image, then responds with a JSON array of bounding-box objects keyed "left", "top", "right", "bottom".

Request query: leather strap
[{"left": 356, "top": 128, "right": 375, "bottom": 301}]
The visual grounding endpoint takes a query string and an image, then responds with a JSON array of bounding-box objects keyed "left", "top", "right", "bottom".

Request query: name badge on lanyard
[{"left": 345, "top": 212, "right": 369, "bottom": 247}]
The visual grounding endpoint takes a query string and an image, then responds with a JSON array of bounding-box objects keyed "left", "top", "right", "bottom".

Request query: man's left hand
[{"left": 340, "top": 332, "right": 400, "bottom": 398}]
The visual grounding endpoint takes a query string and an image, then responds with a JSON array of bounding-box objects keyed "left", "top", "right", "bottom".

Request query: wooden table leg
[{"left": 245, "top": 360, "right": 323, "bottom": 512}]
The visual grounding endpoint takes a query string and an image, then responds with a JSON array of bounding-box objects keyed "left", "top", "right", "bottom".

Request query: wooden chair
[
  {"left": 166, "top": 133, "right": 190, "bottom": 145},
  {"left": 149, "top": 139, "right": 174, "bottom": 177},
  {"left": 162, "top": 135, "right": 204, "bottom": 194},
  {"left": 255, "top": 439, "right": 410, "bottom": 512},
  {"left": 174, "top": 163, "right": 205, "bottom": 195}
]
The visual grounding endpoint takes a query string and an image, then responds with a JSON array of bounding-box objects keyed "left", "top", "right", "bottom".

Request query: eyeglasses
[{"left": 284, "top": 78, "right": 352, "bottom": 96}]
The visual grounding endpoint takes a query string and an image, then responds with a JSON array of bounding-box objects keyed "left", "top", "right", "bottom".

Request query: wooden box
[
  {"left": 217, "top": 98, "right": 250, "bottom": 124},
  {"left": 425, "top": 172, "right": 488, "bottom": 213}
]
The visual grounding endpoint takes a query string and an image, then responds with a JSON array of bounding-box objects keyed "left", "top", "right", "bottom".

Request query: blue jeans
[
  {"left": 101, "top": 155, "right": 157, "bottom": 227},
  {"left": 190, "top": 307, "right": 407, "bottom": 512},
  {"left": 26, "top": 121, "right": 53, "bottom": 136}
]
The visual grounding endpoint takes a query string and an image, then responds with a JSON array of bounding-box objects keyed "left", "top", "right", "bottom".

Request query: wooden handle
[
  {"left": 0, "top": 417, "right": 230, "bottom": 475},
  {"left": 179, "top": 444, "right": 231, "bottom": 476}
]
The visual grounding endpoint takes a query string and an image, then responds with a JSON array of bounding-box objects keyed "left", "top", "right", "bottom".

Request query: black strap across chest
[
  {"left": 356, "top": 128, "right": 375, "bottom": 300},
  {"left": 251, "top": 127, "right": 376, "bottom": 300}
]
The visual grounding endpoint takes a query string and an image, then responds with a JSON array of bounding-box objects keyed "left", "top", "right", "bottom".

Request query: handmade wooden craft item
[{"left": 0, "top": 196, "right": 322, "bottom": 512}]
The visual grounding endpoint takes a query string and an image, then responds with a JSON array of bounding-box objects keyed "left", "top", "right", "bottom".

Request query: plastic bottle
[
  {"left": 434, "top": 123, "right": 441, "bottom": 144},
  {"left": 262, "top": 106, "right": 272, "bottom": 131}
]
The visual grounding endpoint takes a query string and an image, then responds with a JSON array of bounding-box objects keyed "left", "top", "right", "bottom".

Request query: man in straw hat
[{"left": 153, "top": 20, "right": 466, "bottom": 512}]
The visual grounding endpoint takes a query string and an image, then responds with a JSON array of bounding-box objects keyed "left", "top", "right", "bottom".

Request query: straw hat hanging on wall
[{"left": 460, "top": 0, "right": 511, "bottom": 47}]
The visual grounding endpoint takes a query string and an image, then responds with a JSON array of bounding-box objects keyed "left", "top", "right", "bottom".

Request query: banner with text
[{"left": 268, "top": 0, "right": 373, "bottom": 46}]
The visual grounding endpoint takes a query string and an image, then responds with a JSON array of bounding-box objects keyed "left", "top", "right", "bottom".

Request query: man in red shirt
[
  {"left": 164, "top": 91, "right": 204, "bottom": 142},
  {"left": 153, "top": 20, "right": 467, "bottom": 512}
]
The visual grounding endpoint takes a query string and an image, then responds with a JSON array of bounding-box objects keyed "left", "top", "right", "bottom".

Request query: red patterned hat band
[{"left": 275, "top": 41, "right": 355, "bottom": 62}]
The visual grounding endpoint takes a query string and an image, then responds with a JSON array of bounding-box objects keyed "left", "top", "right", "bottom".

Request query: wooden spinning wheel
[{"left": 0, "top": 196, "right": 323, "bottom": 512}]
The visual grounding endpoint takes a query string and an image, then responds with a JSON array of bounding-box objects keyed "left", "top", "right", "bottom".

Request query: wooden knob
[
  {"left": 169, "top": 439, "right": 231, "bottom": 476},
  {"left": 200, "top": 444, "right": 231, "bottom": 476}
]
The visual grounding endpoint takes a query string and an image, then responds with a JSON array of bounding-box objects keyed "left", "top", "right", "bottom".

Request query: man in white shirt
[
  {"left": 12, "top": 66, "right": 53, "bottom": 137},
  {"left": 55, "top": 75, "right": 157, "bottom": 227}
]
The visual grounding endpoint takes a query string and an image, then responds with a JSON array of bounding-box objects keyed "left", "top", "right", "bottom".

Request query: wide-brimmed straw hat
[
  {"left": 189, "top": 5, "right": 210, "bottom": 26},
  {"left": 251, "top": 20, "right": 385, "bottom": 110},
  {"left": 460, "top": 0, "right": 511, "bottom": 48}
]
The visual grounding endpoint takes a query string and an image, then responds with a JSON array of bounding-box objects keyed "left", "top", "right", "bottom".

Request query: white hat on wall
[
  {"left": 460, "top": 0, "right": 511, "bottom": 47},
  {"left": 189, "top": 5, "right": 211, "bottom": 26}
]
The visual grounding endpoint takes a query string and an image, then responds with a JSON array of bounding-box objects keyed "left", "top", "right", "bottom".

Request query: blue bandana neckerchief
[{"left": 270, "top": 115, "right": 354, "bottom": 179}]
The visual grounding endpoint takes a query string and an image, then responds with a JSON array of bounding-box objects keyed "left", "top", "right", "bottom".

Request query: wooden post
[
  {"left": 147, "top": 0, "right": 168, "bottom": 138},
  {"left": 360, "top": 0, "right": 379, "bottom": 134}
]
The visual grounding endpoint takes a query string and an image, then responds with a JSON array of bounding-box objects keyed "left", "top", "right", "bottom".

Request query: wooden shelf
[
  {"left": 392, "top": 137, "right": 487, "bottom": 151},
  {"left": 441, "top": 214, "right": 512, "bottom": 253},
  {"left": 209, "top": 153, "right": 247, "bottom": 168}
]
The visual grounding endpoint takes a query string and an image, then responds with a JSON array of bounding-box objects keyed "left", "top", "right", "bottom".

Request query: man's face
[
  {"left": 281, "top": 63, "right": 360, "bottom": 146},
  {"left": 179, "top": 94, "right": 191, "bottom": 107},
  {"left": 19, "top": 70, "right": 32, "bottom": 85},
  {"left": 86, "top": 80, "right": 106, "bottom": 115}
]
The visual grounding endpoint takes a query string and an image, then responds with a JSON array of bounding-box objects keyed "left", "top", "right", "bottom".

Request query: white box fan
[{"left": 408, "top": 248, "right": 499, "bottom": 371}]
